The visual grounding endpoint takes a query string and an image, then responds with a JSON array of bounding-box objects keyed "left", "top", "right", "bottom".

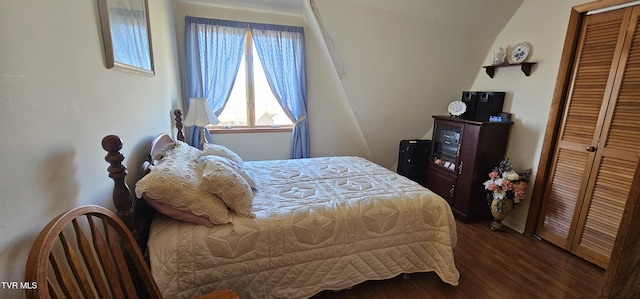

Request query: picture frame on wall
[{"left": 97, "top": 0, "right": 155, "bottom": 76}]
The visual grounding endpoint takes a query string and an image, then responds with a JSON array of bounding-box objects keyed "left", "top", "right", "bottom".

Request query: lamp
[{"left": 184, "top": 98, "right": 219, "bottom": 149}]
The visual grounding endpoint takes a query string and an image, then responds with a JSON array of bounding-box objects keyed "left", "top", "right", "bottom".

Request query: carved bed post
[
  {"left": 101, "top": 135, "right": 138, "bottom": 241},
  {"left": 174, "top": 109, "right": 185, "bottom": 142}
]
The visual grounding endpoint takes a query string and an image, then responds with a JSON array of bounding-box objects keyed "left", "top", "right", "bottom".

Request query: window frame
[{"left": 210, "top": 28, "right": 293, "bottom": 133}]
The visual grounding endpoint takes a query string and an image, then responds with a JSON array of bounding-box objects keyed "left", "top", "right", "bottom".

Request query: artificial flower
[{"left": 484, "top": 158, "right": 532, "bottom": 204}]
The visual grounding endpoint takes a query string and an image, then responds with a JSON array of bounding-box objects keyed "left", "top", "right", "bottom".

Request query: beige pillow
[
  {"left": 164, "top": 140, "right": 202, "bottom": 162},
  {"left": 201, "top": 143, "right": 244, "bottom": 165},
  {"left": 135, "top": 148, "right": 231, "bottom": 225},
  {"left": 201, "top": 159, "right": 255, "bottom": 218},
  {"left": 143, "top": 194, "right": 214, "bottom": 227},
  {"left": 199, "top": 155, "right": 257, "bottom": 189}
]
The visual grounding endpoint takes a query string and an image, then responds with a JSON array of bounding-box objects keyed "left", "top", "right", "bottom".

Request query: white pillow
[
  {"left": 165, "top": 140, "right": 202, "bottom": 161},
  {"left": 201, "top": 159, "right": 255, "bottom": 218},
  {"left": 199, "top": 155, "right": 257, "bottom": 189},
  {"left": 135, "top": 146, "right": 231, "bottom": 225},
  {"left": 201, "top": 143, "right": 244, "bottom": 165}
]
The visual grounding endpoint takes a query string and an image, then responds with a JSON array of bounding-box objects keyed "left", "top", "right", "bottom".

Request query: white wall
[
  {"left": 469, "top": 0, "right": 587, "bottom": 232},
  {"left": 0, "top": 0, "right": 181, "bottom": 296},
  {"left": 213, "top": 132, "right": 292, "bottom": 161}
]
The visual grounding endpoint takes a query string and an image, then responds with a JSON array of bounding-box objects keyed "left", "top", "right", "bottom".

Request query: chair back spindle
[{"left": 24, "top": 205, "right": 162, "bottom": 299}]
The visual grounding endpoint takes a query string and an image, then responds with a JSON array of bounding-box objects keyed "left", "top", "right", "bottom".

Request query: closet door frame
[
  {"left": 528, "top": 2, "right": 640, "bottom": 295},
  {"left": 535, "top": 7, "right": 630, "bottom": 253},
  {"left": 525, "top": 0, "right": 639, "bottom": 235}
]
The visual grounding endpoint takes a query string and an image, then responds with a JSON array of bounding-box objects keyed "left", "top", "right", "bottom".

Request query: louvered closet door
[
  {"left": 572, "top": 6, "right": 640, "bottom": 268},
  {"left": 536, "top": 8, "right": 630, "bottom": 267}
]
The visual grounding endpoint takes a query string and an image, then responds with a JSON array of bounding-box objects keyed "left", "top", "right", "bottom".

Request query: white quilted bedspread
[{"left": 148, "top": 156, "right": 459, "bottom": 298}]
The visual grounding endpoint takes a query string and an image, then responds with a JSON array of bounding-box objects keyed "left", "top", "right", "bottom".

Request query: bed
[{"left": 101, "top": 110, "right": 459, "bottom": 299}]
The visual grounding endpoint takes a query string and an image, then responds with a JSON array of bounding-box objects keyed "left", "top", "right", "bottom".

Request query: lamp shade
[{"left": 184, "top": 98, "right": 219, "bottom": 127}]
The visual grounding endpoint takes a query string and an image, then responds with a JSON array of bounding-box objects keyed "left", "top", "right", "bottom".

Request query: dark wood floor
[{"left": 315, "top": 220, "right": 605, "bottom": 299}]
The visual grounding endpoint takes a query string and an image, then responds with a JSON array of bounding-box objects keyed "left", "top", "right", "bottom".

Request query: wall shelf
[{"left": 482, "top": 62, "right": 537, "bottom": 78}]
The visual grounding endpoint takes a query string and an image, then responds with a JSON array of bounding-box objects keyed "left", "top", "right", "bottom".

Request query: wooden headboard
[{"left": 101, "top": 109, "right": 184, "bottom": 253}]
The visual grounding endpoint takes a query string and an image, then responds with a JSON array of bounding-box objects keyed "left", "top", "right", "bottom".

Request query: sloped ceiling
[
  {"left": 352, "top": 0, "right": 520, "bottom": 25},
  {"left": 179, "top": 0, "right": 522, "bottom": 21},
  {"left": 177, "top": 0, "right": 304, "bottom": 15}
]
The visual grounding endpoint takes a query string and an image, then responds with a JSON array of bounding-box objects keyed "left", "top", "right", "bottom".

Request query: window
[
  {"left": 184, "top": 17, "right": 309, "bottom": 157},
  {"left": 216, "top": 30, "right": 293, "bottom": 129}
]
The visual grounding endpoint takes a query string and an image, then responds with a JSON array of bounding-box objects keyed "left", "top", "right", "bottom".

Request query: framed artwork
[{"left": 97, "top": 0, "right": 154, "bottom": 76}]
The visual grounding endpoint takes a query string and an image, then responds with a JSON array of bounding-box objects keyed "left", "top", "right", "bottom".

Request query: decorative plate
[
  {"left": 448, "top": 101, "right": 466, "bottom": 116},
  {"left": 508, "top": 42, "right": 533, "bottom": 64}
]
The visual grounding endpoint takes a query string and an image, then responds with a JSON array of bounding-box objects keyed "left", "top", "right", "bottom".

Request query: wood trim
[
  {"left": 174, "top": 109, "right": 185, "bottom": 142},
  {"left": 574, "top": 0, "right": 640, "bottom": 13},
  {"left": 209, "top": 126, "right": 293, "bottom": 134},
  {"left": 245, "top": 29, "right": 256, "bottom": 127},
  {"left": 525, "top": 0, "right": 640, "bottom": 234},
  {"left": 101, "top": 135, "right": 137, "bottom": 238},
  {"left": 596, "top": 6, "right": 640, "bottom": 289},
  {"left": 525, "top": 6, "right": 583, "bottom": 234},
  {"left": 598, "top": 154, "right": 640, "bottom": 298}
]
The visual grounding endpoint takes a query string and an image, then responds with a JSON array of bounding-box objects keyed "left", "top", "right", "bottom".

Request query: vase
[{"left": 489, "top": 198, "right": 514, "bottom": 231}]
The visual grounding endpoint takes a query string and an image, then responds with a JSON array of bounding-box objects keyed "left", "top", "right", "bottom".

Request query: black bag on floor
[{"left": 397, "top": 139, "right": 431, "bottom": 187}]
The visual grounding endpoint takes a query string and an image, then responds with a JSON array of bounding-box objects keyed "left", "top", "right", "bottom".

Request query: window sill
[{"left": 208, "top": 126, "right": 293, "bottom": 134}]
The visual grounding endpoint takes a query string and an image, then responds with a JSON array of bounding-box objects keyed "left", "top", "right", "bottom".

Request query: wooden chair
[{"left": 24, "top": 205, "right": 238, "bottom": 299}]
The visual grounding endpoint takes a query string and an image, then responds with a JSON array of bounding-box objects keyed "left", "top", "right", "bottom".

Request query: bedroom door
[{"left": 536, "top": 6, "right": 640, "bottom": 268}]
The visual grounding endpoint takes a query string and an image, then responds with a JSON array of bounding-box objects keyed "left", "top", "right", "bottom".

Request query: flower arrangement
[{"left": 483, "top": 158, "right": 532, "bottom": 204}]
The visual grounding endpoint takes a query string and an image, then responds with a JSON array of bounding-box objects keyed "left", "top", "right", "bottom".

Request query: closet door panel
[
  {"left": 603, "top": 7, "right": 640, "bottom": 156},
  {"left": 573, "top": 156, "right": 636, "bottom": 268},
  {"left": 560, "top": 9, "right": 627, "bottom": 145},
  {"left": 536, "top": 9, "right": 629, "bottom": 251},
  {"left": 537, "top": 149, "right": 589, "bottom": 248}
]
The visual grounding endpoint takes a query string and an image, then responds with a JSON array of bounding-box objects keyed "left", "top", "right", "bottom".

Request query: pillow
[
  {"left": 149, "top": 141, "right": 176, "bottom": 165},
  {"left": 142, "top": 194, "right": 213, "bottom": 227},
  {"left": 198, "top": 155, "right": 257, "bottom": 189},
  {"left": 201, "top": 143, "right": 244, "bottom": 165},
  {"left": 201, "top": 159, "right": 255, "bottom": 218},
  {"left": 164, "top": 140, "right": 202, "bottom": 162},
  {"left": 135, "top": 153, "right": 231, "bottom": 225}
]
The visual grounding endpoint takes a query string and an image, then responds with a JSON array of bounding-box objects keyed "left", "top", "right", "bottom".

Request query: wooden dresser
[{"left": 427, "top": 116, "right": 512, "bottom": 222}]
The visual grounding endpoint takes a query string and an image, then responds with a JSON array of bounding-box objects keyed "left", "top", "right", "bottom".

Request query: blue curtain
[
  {"left": 250, "top": 24, "right": 309, "bottom": 159},
  {"left": 183, "top": 17, "right": 247, "bottom": 147}
]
